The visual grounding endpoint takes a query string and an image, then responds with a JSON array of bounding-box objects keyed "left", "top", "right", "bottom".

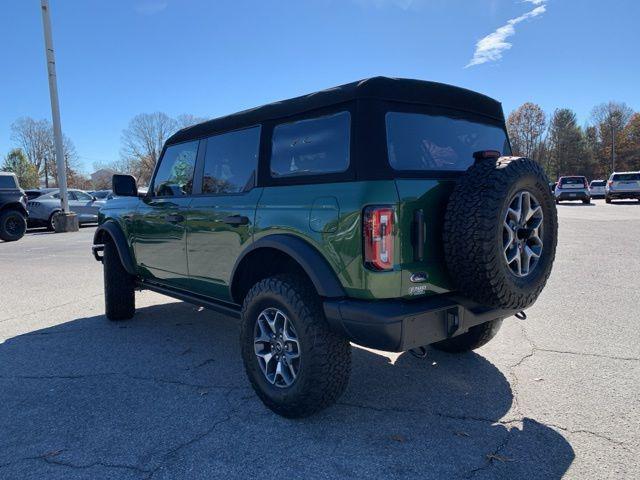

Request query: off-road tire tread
[
  {"left": 443, "top": 157, "right": 558, "bottom": 310},
  {"left": 240, "top": 274, "right": 351, "bottom": 418},
  {"left": 0, "top": 210, "right": 27, "bottom": 241},
  {"left": 103, "top": 238, "right": 135, "bottom": 320},
  {"left": 431, "top": 319, "right": 503, "bottom": 353}
]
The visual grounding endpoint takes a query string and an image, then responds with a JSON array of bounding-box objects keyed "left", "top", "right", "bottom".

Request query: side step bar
[{"left": 137, "top": 280, "right": 241, "bottom": 319}]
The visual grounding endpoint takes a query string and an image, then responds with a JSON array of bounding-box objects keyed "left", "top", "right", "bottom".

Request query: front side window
[
  {"left": 202, "top": 126, "right": 260, "bottom": 194},
  {"left": 153, "top": 141, "right": 198, "bottom": 197},
  {"left": 386, "top": 112, "right": 511, "bottom": 172},
  {"left": 271, "top": 111, "right": 350, "bottom": 177}
]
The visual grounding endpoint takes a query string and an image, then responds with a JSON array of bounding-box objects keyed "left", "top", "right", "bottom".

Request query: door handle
[
  {"left": 165, "top": 214, "right": 185, "bottom": 224},
  {"left": 223, "top": 215, "right": 249, "bottom": 226}
]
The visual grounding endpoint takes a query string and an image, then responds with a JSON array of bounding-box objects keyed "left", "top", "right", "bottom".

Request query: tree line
[
  {"left": 4, "top": 101, "right": 638, "bottom": 190},
  {"left": 2, "top": 113, "right": 205, "bottom": 190},
  {"left": 507, "top": 101, "right": 639, "bottom": 180}
]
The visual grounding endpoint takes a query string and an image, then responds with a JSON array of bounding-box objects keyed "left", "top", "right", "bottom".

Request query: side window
[
  {"left": 271, "top": 111, "right": 350, "bottom": 177},
  {"left": 153, "top": 141, "right": 198, "bottom": 197},
  {"left": 74, "top": 191, "right": 92, "bottom": 201},
  {"left": 202, "top": 126, "right": 261, "bottom": 194}
]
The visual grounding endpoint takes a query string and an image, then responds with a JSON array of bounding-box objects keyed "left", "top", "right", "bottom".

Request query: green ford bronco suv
[{"left": 92, "top": 77, "right": 557, "bottom": 417}]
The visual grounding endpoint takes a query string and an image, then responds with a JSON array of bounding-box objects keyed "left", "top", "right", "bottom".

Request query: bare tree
[
  {"left": 11, "top": 117, "right": 80, "bottom": 187},
  {"left": 120, "top": 112, "right": 178, "bottom": 184},
  {"left": 590, "top": 102, "right": 633, "bottom": 174},
  {"left": 176, "top": 113, "right": 207, "bottom": 130},
  {"left": 507, "top": 103, "right": 547, "bottom": 161}
]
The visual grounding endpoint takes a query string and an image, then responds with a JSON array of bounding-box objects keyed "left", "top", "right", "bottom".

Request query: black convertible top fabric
[{"left": 166, "top": 76, "right": 503, "bottom": 145}]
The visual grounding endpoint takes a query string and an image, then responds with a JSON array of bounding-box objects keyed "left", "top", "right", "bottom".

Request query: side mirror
[
  {"left": 91, "top": 196, "right": 97, "bottom": 202},
  {"left": 112, "top": 174, "right": 138, "bottom": 197}
]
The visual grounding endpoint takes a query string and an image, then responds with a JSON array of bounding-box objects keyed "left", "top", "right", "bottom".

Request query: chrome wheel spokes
[
  {"left": 502, "top": 191, "right": 544, "bottom": 277},
  {"left": 253, "top": 307, "right": 301, "bottom": 388}
]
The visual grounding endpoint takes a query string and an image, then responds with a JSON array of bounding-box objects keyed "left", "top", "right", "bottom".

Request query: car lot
[{"left": 1, "top": 200, "right": 638, "bottom": 479}]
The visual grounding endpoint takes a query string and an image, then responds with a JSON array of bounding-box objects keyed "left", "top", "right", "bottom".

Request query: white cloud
[{"left": 466, "top": 1, "right": 547, "bottom": 68}]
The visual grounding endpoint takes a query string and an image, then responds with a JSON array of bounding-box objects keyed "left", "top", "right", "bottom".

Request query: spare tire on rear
[{"left": 443, "top": 156, "right": 557, "bottom": 310}]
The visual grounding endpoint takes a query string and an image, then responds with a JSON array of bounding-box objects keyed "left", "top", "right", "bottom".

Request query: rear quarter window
[
  {"left": 270, "top": 111, "right": 350, "bottom": 177},
  {"left": 385, "top": 112, "right": 511, "bottom": 172}
]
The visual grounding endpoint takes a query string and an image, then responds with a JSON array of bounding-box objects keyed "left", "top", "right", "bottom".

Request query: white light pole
[{"left": 40, "top": 0, "right": 77, "bottom": 231}]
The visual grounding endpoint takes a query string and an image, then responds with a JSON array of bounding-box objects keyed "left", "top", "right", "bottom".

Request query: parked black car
[{"left": 0, "top": 172, "right": 28, "bottom": 241}]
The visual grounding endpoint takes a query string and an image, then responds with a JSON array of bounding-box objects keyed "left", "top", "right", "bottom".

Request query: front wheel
[
  {"left": 0, "top": 210, "right": 27, "bottom": 241},
  {"left": 431, "top": 319, "right": 503, "bottom": 353},
  {"left": 240, "top": 275, "right": 351, "bottom": 418},
  {"left": 605, "top": 197, "right": 612, "bottom": 204},
  {"left": 103, "top": 238, "right": 135, "bottom": 320}
]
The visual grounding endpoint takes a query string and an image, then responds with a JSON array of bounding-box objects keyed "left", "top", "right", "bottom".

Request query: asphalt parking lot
[{"left": 1, "top": 200, "right": 639, "bottom": 479}]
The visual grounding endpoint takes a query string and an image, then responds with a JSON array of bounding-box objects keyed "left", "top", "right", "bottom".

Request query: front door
[
  {"left": 69, "top": 190, "right": 99, "bottom": 223},
  {"left": 186, "top": 126, "right": 262, "bottom": 302},
  {"left": 133, "top": 140, "right": 199, "bottom": 288}
]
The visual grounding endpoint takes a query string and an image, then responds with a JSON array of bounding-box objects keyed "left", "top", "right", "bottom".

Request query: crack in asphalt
[{"left": 0, "top": 371, "right": 239, "bottom": 392}]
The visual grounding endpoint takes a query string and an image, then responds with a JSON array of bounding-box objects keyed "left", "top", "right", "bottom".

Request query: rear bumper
[
  {"left": 323, "top": 294, "right": 518, "bottom": 352},
  {"left": 556, "top": 191, "right": 590, "bottom": 201},
  {"left": 606, "top": 191, "right": 640, "bottom": 199}
]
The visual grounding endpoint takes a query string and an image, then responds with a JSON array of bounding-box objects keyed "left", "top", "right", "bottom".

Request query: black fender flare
[
  {"left": 230, "top": 234, "right": 346, "bottom": 303},
  {"left": 0, "top": 202, "right": 28, "bottom": 217},
  {"left": 93, "top": 221, "right": 137, "bottom": 276}
]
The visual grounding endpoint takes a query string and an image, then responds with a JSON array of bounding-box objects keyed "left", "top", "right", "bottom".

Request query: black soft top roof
[{"left": 166, "top": 76, "right": 504, "bottom": 145}]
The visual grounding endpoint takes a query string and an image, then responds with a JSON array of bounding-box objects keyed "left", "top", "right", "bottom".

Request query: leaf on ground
[
  {"left": 455, "top": 431, "right": 470, "bottom": 437},
  {"left": 486, "top": 453, "right": 513, "bottom": 462},
  {"left": 390, "top": 434, "right": 407, "bottom": 443},
  {"left": 42, "top": 449, "right": 63, "bottom": 458},
  {"left": 197, "top": 389, "right": 208, "bottom": 396},
  {"left": 534, "top": 377, "right": 544, "bottom": 381}
]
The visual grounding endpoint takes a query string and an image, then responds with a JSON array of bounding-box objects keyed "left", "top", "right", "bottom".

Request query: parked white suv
[
  {"left": 605, "top": 171, "right": 640, "bottom": 203},
  {"left": 589, "top": 180, "right": 606, "bottom": 199}
]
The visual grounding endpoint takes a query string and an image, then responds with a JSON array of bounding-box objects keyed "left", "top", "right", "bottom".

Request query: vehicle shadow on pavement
[{"left": 0, "top": 303, "right": 574, "bottom": 480}]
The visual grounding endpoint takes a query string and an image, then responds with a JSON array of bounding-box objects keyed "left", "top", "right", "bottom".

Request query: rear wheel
[
  {"left": 0, "top": 210, "right": 27, "bottom": 241},
  {"left": 582, "top": 199, "right": 590, "bottom": 204},
  {"left": 605, "top": 196, "right": 612, "bottom": 204},
  {"left": 240, "top": 274, "right": 351, "bottom": 418},
  {"left": 103, "top": 238, "right": 135, "bottom": 320},
  {"left": 432, "top": 319, "right": 503, "bottom": 353}
]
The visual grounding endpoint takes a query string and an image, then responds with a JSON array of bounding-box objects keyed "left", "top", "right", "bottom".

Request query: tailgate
[{"left": 395, "top": 179, "right": 456, "bottom": 298}]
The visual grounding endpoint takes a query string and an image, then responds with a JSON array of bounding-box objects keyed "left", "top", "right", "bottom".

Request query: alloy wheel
[
  {"left": 503, "top": 190, "right": 544, "bottom": 277},
  {"left": 253, "top": 307, "right": 301, "bottom": 388}
]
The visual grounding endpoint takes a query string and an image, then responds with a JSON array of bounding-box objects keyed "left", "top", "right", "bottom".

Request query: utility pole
[
  {"left": 40, "top": 0, "right": 78, "bottom": 231},
  {"left": 611, "top": 124, "right": 616, "bottom": 174}
]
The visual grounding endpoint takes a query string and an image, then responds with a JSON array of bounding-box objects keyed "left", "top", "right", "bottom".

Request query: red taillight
[
  {"left": 363, "top": 206, "right": 394, "bottom": 271},
  {"left": 583, "top": 178, "right": 589, "bottom": 188},
  {"left": 607, "top": 180, "right": 613, "bottom": 187}
]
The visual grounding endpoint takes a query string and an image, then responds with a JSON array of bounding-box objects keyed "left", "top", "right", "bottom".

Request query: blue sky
[{"left": 1, "top": 0, "right": 639, "bottom": 173}]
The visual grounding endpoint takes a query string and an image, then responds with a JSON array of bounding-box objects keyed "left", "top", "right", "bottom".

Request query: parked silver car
[
  {"left": 605, "top": 171, "right": 640, "bottom": 203},
  {"left": 589, "top": 179, "right": 606, "bottom": 199},
  {"left": 554, "top": 176, "right": 591, "bottom": 204},
  {"left": 27, "top": 189, "right": 102, "bottom": 230}
]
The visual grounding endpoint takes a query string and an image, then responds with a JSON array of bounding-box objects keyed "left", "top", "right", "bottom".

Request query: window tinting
[
  {"left": 271, "top": 111, "right": 350, "bottom": 177},
  {"left": 153, "top": 141, "right": 198, "bottom": 197},
  {"left": 612, "top": 173, "right": 640, "bottom": 181},
  {"left": 0, "top": 175, "right": 17, "bottom": 189},
  {"left": 590, "top": 181, "right": 606, "bottom": 187},
  {"left": 202, "top": 127, "right": 260, "bottom": 194},
  {"left": 560, "top": 177, "right": 585, "bottom": 185},
  {"left": 386, "top": 112, "right": 511, "bottom": 172}
]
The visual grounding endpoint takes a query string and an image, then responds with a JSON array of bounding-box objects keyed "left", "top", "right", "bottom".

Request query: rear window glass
[
  {"left": 0, "top": 175, "right": 17, "bottom": 189},
  {"left": 590, "top": 181, "right": 605, "bottom": 187},
  {"left": 612, "top": 173, "right": 640, "bottom": 181},
  {"left": 271, "top": 111, "right": 350, "bottom": 177},
  {"left": 560, "top": 177, "right": 585, "bottom": 185},
  {"left": 386, "top": 112, "right": 511, "bottom": 171}
]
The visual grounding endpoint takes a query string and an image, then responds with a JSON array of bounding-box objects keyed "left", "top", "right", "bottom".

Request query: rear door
[
  {"left": 133, "top": 140, "right": 199, "bottom": 288},
  {"left": 186, "top": 126, "right": 262, "bottom": 302},
  {"left": 385, "top": 109, "right": 512, "bottom": 298}
]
